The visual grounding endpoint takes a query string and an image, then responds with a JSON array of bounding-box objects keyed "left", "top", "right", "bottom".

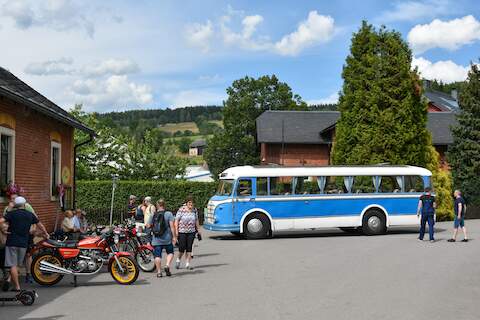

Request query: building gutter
[{"left": 73, "top": 133, "right": 95, "bottom": 208}]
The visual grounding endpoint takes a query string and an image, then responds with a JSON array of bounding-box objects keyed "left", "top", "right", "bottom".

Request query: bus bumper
[{"left": 203, "top": 223, "right": 240, "bottom": 232}]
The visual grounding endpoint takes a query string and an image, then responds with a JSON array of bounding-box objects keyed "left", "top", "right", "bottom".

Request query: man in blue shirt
[
  {"left": 448, "top": 190, "right": 468, "bottom": 242},
  {"left": 147, "top": 199, "right": 177, "bottom": 278},
  {"left": 0, "top": 197, "right": 48, "bottom": 291},
  {"left": 417, "top": 187, "right": 436, "bottom": 242}
]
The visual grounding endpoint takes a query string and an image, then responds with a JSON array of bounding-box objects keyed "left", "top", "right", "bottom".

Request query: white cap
[{"left": 14, "top": 196, "right": 26, "bottom": 206}]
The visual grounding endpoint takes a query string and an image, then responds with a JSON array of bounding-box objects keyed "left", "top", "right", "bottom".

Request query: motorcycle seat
[{"left": 46, "top": 239, "right": 78, "bottom": 248}]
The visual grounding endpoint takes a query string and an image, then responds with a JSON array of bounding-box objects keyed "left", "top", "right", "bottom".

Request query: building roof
[
  {"left": 220, "top": 165, "right": 432, "bottom": 180},
  {"left": 424, "top": 90, "right": 459, "bottom": 112},
  {"left": 256, "top": 111, "right": 457, "bottom": 145},
  {"left": 0, "top": 67, "right": 95, "bottom": 135},
  {"left": 190, "top": 139, "right": 207, "bottom": 148}
]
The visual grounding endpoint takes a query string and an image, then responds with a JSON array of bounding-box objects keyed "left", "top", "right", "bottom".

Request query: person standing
[
  {"left": 417, "top": 187, "right": 436, "bottom": 242},
  {"left": 175, "top": 196, "right": 201, "bottom": 270},
  {"left": 127, "top": 195, "right": 137, "bottom": 220},
  {"left": 448, "top": 190, "right": 468, "bottom": 242},
  {"left": 61, "top": 210, "right": 75, "bottom": 235},
  {"left": 148, "top": 199, "right": 176, "bottom": 278},
  {"left": 142, "top": 197, "right": 155, "bottom": 243},
  {"left": 0, "top": 197, "right": 48, "bottom": 291}
]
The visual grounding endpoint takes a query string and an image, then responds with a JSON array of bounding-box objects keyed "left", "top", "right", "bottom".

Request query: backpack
[
  {"left": 421, "top": 195, "right": 435, "bottom": 214},
  {"left": 152, "top": 211, "right": 167, "bottom": 237},
  {"left": 135, "top": 206, "right": 144, "bottom": 222}
]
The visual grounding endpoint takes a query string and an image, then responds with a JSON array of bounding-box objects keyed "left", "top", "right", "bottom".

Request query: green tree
[
  {"left": 448, "top": 63, "right": 480, "bottom": 205},
  {"left": 205, "top": 75, "right": 307, "bottom": 177},
  {"left": 332, "top": 22, "right": 430, "bottom": 167},
  {"left": 176, "top": 137, "right": 193, "bottom": 154}
]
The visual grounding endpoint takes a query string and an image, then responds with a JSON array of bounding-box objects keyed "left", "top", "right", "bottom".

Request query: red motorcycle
[
  {"left": 117, "top": 219, "right": 155, "bottom": 272},
  {"left": 31, "top": 229, "right": 139, "bottom": 286}
]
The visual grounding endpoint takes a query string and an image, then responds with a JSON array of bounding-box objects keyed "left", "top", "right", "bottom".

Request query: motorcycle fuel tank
[{"left": 77, "top": 237, "right": 102, "bottom": 249}]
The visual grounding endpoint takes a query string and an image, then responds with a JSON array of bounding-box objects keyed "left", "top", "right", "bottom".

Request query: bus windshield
[{"left": 216, "top": 180, "right": 234, "bottom": 196}]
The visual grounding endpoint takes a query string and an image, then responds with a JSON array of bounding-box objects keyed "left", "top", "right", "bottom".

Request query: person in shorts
[
  {"left": 0, "top": 196, "right": 48, "bottom": 291},
  {"left": 175, "top": 196, "right": 201, "bottom": 270},
  {"left": 147, "top": 199, "right": 176, "bottom": 278},
  {"left": 448, "top": 190, "right": 468, "bottom": 242}
]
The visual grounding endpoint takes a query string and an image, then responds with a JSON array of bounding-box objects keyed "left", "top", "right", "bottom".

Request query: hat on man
[
  {"left": 14, "top": 196, "right": 26, "bottom": 207},
  {"left": 129, "top": 195, "right": 137, "bottom": 200}
]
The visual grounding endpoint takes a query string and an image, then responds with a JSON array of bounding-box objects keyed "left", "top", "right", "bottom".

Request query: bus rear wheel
[
  {"left": 244, "top": 213, "right": 270, "bottom": 239},
  {"left": 362, "top": 209, "right": 387, "bottom": 235}
]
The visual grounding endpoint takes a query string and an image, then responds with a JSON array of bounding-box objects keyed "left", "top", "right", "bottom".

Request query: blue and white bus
[{"left": 203, "top": 165, "right": 432, "bottom": 238}]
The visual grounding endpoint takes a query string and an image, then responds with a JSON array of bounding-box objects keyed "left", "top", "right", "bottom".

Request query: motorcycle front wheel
[
  {"left": 135, "top": 248, "right": 155, "bottom": 272},
  {"left": 31, "top": 252, "right": 64, "bottom": 286},
  {"left": 109, "top": 256, "right": 139, "bottom": 285}
]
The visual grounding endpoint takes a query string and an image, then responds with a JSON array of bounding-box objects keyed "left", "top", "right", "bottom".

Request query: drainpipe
[{"left": 73, "top": 134, "right": 94, "bottom": 209}]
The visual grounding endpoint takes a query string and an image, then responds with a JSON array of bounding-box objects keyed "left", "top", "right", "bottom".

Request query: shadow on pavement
[
  {"left": 194, "top": 263, "right": 228, "bottom": 269},
  {"left": 15, "top": 315, "right": 65, "bottom": 320},
  {"left": 172, "top": 269, "right": 205, "bottom": 277},
  {"left": 193, "top": 253, "right": 220, "bottom": 258}
]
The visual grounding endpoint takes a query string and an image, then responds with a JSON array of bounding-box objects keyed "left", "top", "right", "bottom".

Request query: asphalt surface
[{"left": 1, "top": 220, "right": 480, "bottom": 320}]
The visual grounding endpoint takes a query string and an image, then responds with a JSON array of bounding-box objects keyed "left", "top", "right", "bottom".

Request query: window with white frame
[
  {"left": 51, "top": 141, "right": 61, "bottom": 198},
  {"left": 0, "top": 127, "right": 15, "bottom": 199}
]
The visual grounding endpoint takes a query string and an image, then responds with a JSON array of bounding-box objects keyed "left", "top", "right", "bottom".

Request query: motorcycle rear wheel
[
  {"left": 109, "top": 256, "right": 139, "bottom": 285},
  {"left": 135, "top": 248, "right": 155, "bottom": 272},
  {"left": 31, "top": 252, "right": 64, "bottom": 286}
]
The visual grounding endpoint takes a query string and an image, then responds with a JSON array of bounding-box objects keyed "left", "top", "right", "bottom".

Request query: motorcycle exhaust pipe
[{"left": 39, "top": 261, "right": 73, "bottom": 275}]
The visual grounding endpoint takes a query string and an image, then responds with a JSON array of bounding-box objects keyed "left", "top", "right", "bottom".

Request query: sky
[{"left": 0, "top": 0, "right": 479, "bottom": 113}]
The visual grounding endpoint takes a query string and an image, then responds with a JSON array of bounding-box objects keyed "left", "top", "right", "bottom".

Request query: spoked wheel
[
  {"left": 135, "top": 248, "right": 155, "bottom": 272},
  {"left": 18, "top": 291, "right": 36, "bottom": 306},
  {"left": 109, "top": 256, "right": 139, "bottom": 285},
  {"left": 31, "top": 253, "right": 64, "bottom": 286},
  {"left": 244, "top": 213, "right": 271, "bottom": 239}
]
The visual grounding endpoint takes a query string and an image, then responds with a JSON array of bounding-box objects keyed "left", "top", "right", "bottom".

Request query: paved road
[{"left": 2, "top": 220, "right": 480, "bottom": 320}]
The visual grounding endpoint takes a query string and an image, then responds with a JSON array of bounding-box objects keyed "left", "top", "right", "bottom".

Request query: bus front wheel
[
  {"left": 362, "top": 209, "right": 387, "bottom": 235},
  {"left": 244, "top": 213, "right": 270, "bottom": 239}
]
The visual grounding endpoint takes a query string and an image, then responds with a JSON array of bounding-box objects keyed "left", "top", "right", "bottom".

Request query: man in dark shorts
[
  {"left": 417, "top": 187, "right": 436, "bottom": 242},
  {"left": 0, "top": 196, "right": 48, "bottom": 291},
  {"left": 448, "top": 190, "right": 468, "bottom": 242}
]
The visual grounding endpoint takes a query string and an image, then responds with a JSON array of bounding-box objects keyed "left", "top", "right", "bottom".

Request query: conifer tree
[
  {"left": 332, "top": 21, "right": 430, "bottom": 167},
  {"left": 448, "top": 63, "right": 480, "bottom": 205}
]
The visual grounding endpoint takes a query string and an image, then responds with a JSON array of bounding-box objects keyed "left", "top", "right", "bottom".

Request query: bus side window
[
  {"left": 379, "top": 176, "right": 402, "bottom": 193},
  {"left": 352, "top": 176, "right": 375, "bottom": 194},
  {"left": 294, "top": 177, "right": 320, "bottom": 194},
  {"left": 257, "top": 177, "right": 268, "bottom": 196},
  {"left": 237, "top": 179, "right": 252, "bottom": 197},
  {"left": 405, "top": 176, "right": 423, "bottom": 192},
  {"left": 270, "top": 177, "right": 292, "bottom": 195},
  {"left": 324, "top": 176, "right": 347, "bottom": 194}
]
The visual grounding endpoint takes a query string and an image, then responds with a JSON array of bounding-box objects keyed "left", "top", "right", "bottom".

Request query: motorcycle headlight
[{"left": 114, "top": 234, "right": 119, "bottom": 244}]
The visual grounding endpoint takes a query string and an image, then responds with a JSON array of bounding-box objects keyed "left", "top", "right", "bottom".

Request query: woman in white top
[{"left": 142, "top": 197, "right": 155, "bottom": 243}]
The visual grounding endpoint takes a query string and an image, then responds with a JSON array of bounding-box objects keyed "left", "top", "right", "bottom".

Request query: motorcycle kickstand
[{"left": 73, "top": 275, "right": 77, "bottom": 287}]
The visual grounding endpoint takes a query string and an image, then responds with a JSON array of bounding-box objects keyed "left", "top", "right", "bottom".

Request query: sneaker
[
  {"left": 430, "top": 240, "right": 435, "bottom": 243},
  {"left": 164, "top": 266, "right": 171, "bottom": 277},
  {"left": 186, "top": 264, "right": 193, "bottom": 270},
  {"left": 447, "top": 239, "right": 456, "bottom": 242},
  {"left": 156, "top": 272, "right": 163, "bottom": 278},
  {"left": 175, "top": 259, "right": 181, "bottom": 269},
  {"left": 418, "top": 238, "right": 424, "bottom": 241},
  {"left": 461, "top": 239, "right": 469, "bottom": 242}
]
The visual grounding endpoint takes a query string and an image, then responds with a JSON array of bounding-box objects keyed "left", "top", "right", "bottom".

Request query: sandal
[
  {"left": 156, "top": 272, "right": 163, "bottom": 278},
  {"left": 447, "top": 239, "right": 456, "bottom": 242}
]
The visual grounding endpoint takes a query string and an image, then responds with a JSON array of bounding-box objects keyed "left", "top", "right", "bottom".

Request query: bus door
[{"left": 234, "top": 178, "right": 255, "bottom": 222}]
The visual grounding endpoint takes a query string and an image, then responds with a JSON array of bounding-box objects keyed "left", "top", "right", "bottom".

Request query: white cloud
[
  {"left": 274, "top": 11, "right": 335, "bottom": 56},
  {"left": 307, "top": 92, "right": 339, "bottom": 105},
  {"left": 412, "top": 56, "right": 469, "bottom": 83},
  {"left": 378, "top": 0, "right": 451, "bottom": 22},
  {"left": 68, "top": 75, "right": 153, "bottom": 110},
  {"left": 25, "top": 57, "right": 74, "bottom": 75},
  {"left": 1, "top": 0, "right": 96, "bottom": 37},
  {"left": 186, "top": 9, "right": 336, "bottom": 56},
  {"left": 163, "top": 90, "right": 226, "bottom": 108},
  {"left": 83, "top": 59, "right": 140, "bottom": 77},
  {"left": 408, "top": 15, "right": 480, "bottom": 53},
  {"left": 185, "top": 20, "right": 214, "bottom": 53}
]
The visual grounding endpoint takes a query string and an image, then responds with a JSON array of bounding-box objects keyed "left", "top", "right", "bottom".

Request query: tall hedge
[{"left": 76, "top": 180, "right": 218, "bottom": 223}]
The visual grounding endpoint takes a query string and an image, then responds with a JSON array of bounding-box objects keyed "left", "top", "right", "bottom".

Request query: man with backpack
[
  {"left": 147, "top": 199, "right": 176, "bottom": 278},
  {"left": 417, "top": 187, "right": 437, "bottom": 242},
  {"left": 448, "top": 190, "right": 468, "bottom": 242}
]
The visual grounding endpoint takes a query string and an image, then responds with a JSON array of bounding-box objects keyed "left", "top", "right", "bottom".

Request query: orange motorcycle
[{"left": 31, "top": 228, "right": 139, "bottom": 286}]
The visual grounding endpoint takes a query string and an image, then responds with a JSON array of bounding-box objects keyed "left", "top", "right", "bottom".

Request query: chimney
[{"left": 451, "top": 89, "right": 458, "bottom": 101}]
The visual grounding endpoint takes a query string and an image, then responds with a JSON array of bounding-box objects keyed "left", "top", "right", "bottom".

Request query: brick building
[
  {"left": 257, "top": 89, "right": 458, "bottom": 167},
  {"left": 0, "top": 67, "right": 94, "bottom": 230}
]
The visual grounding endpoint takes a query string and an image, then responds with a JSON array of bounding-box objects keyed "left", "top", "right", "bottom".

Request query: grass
[
  {"left": 165, "top": 134, "right": 212, "bottom": 143},
  {"left": 157, "top": 122, "right": 199, "bottom": 134},
  {"left": 208, "top": 120, "right": 223, "bottom": 128}
]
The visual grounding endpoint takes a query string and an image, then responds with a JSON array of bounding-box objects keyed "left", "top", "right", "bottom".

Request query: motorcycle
[
  {"left": 31, "top": 228, "right": 139, "bottom": 286},
  {"left": 116, "top": 219, "right": 155, "bottom": 272}
]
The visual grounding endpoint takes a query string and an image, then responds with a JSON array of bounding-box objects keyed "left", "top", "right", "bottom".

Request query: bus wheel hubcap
[
  {"left": 368, "top": 216, "right": 381, "bottom": 231},
  {"left": 247, "top": 219, "right": 263, "bottom": 234}
]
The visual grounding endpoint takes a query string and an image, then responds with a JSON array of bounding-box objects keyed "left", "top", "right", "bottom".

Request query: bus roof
[{"left": 219, "top": 165, "right": 432, "bottom": 179}]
